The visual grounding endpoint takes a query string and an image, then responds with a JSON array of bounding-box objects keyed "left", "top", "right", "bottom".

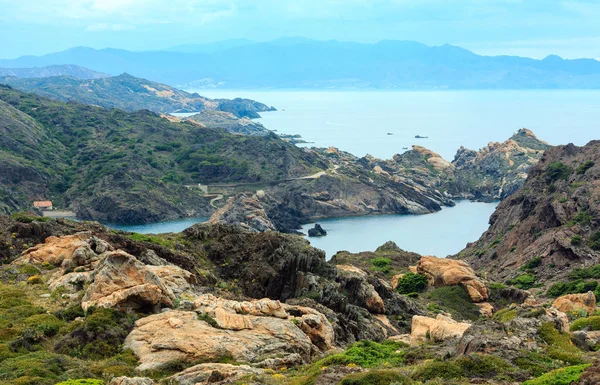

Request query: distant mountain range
[
  {"left": 0, "top": 73, "right": 275, "bottom": 117},
  {"left": 2, "top": 39, "right": 600, "bottom": 89},
  {"left": 0, "top": 64, "right": 108, "bottom": 79}
]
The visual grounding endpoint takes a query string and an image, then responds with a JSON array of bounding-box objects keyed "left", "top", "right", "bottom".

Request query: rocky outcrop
[
  {"left": 308, "top": 223, "right": 327, "bottom": 237},
  {"left": 416, "top": 256, "right": 489, "bottom": 302},
  {"left": 124, "top": 307, "right": 329, "bottom": 371},
  {"left": 410, "top": 315, "right": 471, "bottom": 345},
  {"left": 169, "top": 363, "right": 264, "bottom": 385},
  {"left": 186, "top": 110, "right": 270, "bottom": 136},
  {"left": 459, "top": 140, "right": 600, "bottom": 287},
  {"left": 209, "top": 192, "right": 277, "bottom": 233},
  {"left": 109, "top": 378, "right": 154, "bottom": 385},
  {"left": 552, "top": 292, "right": 597, "bottom": 316},
  {"left": 578, "top": 361, "right": 600, "bottom": 385},
  {"left": 336, "top": 265, "right": 386, "bottom": 314},
  {"left": 81, "top": 250, "right": 190, "bottom": 312}
]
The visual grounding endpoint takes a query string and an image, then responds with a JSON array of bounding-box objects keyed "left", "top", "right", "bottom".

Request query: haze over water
[{"left": 196, "top": 90, "right": 600, "bottom": 160}]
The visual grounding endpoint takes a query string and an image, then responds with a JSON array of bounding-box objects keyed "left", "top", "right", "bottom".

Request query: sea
[{"left": 106, "top": 90, "right": 600, "bottom": 257}]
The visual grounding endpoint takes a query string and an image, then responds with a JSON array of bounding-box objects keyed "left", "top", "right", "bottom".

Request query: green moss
[
  {"left": 425, "top": 286, "right": 480, "bottom": 321},
  {"left": 22, "top": 314, "right": 64, "bottom": 337},
  {"left": 522, "top": 364, "right": 590, "bottom": 385},
  {"left": 571, "top": 235, "right": 583, "bottom": 246},
  {"left": 395, "top": 273, "right": 428, "bottom": 295},
  {"left": 411, "top": 360, "right": 464, "bottom": 381},
  {"left": 493, "top": 308, "right": 518, "bottom": 323},
  {"left": 10, "top": 212, "right": 51, "bottom": 223},
  {"left": 539, "top": 322, "right": 584, "bottom": 365},
  {"left": 546, "top": 162, "right": 571, "bottom": 182},
  {"left": 340, "top": 370, "right": 412, "bottom": 385},
  {"left": 576, "top": 161, "right": 594, "bottom": 175},
  {"left": 455, "top": 354, "right": 514, "bottom": 378},
  {"left": 589, "top": 232, "right": 600, "bottom": 251},
  {"left": 55, "top": 380, "right": 104, "bottom": 385},
  {"left": 570, "top": 316, "right": 600, "bottom": 331}
]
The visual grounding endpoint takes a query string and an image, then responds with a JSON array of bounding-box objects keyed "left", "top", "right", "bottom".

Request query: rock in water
[{"left": 308, "top": 223, "right": 327, "bottom": 237}]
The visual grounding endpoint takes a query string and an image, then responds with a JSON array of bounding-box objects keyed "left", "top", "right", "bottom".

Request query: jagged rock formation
[
  {"left": 307, "top": 223, "right": 327, "bottom": 237},
  {"left": 458, "top": 140, "right": 600, "bottom": 288}
]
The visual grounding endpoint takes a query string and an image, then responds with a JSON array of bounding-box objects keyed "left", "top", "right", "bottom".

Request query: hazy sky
[{"left": 1, "top": 0, "right": 600, "bottom": 59}]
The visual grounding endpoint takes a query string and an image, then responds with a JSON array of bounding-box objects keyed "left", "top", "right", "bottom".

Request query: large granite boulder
[
  {"left": 416, "top": 256, "right": 489, "bottom": 302},
  {"left": 410, "top": 314, "right": 471, "bottom": 345},
  {"left": 552, "top": 291, "right": 596, "bottom": 316}
]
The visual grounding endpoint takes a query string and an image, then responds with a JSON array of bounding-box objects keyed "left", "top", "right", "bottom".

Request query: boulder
[
  {"left": 552, "top": 291, "right": 596, "bottom": 316},
  {"left": 416, "top": 256, "right": 488, "bottom": 302},
  {"left": 308, "top": 223, "right": 327, "bottom": 237},
  {"left": 476, "top": 302, "right": 494, "bottom": 318},
  {"left": 410, "top": 314, "right": 471, "bottom": 345},
  {"left": 336, "top": 265, "right": 385, "bottom": 314},
  {"left": 109, "top": 378, "right": 154, "bottom": 385},
  {"left": 169, "top": 363, "right": 264, "bottom": 385},
  {"left": 578, "top": 360, "right": 600, "bottom": 385},
  {"left": 124, "top": 304, "right": 334, "bottom": 370},
  {"left": 81, "top": 250, "right": 177, "bottom": 312}
]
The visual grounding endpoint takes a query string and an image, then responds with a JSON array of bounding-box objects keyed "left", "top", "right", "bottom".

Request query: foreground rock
[
  {"left": 124, "top": 301, "right": 333, "bottom": 371},
  {"left": 169, "top": 363, "right": 264, "bottom": 385},
  {"left": 410, "top": 315, "right": 471, "bottom": 345},
  {"left": 552, "top": 292, "right": 597, "bottom": 316},
  {"left": 416, "top": 256, "right": 489, "bottom": 302}
]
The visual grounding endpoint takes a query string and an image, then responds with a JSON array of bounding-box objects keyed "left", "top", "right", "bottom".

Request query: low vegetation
[
  {"left": 522, "top": 364, "right": 590, "bottom": 385},
  {"left": 395, "top": 273, "right": 428, "bottom": 295}
]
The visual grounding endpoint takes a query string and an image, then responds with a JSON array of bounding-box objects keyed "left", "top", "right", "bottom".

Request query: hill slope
[
  {"left": 0, "top": 64, "right": 108, "bottom": 79},
  {"left": 2, "top": 40, "right": 600, "bottom": 88},
  {"left": 0, "top": 73, "right": 276, "bottom": 117},
  {"left": 0, "top": 85, "right": 324, "bottom": 223},
  {"left": 458, "top": 141, "right": 600, "bottom": 294}
]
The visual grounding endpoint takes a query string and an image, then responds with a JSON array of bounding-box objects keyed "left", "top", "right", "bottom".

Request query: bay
[{"left": 300, "top": 200, "right": 498, "bottom": 258}]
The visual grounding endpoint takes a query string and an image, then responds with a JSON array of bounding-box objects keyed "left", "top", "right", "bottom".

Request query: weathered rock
[
  {"left": 476, "top": 302, "right": 494, "bottom": 318},
  {"left": 169, "top": 363, "right": 264, "bottom": 385},
  {"left": 81, "top": 250, "right": 177, "bottom": 312},
  {"left": 48, "top": 271, "right": 91, "bottom": 292},
  {"left": 391, "top": 274, "right": 405, "bottom": 290},
  {"left": 313, "top": 365, "right": 364, "bottom": 385},
  {"left": 416, "top": 256, "right": 488, "bottom": 302},
  {"left": 14, "top": 232, "right": 112, "bottom": 270},
  {"left": 410, "top": 314, "right": 471, "bottom": 345},
  {"left": 308, "top": 223, "right": 327, "bottom": 237},
  {"left": 109, "top": 377, "right": 154, "bottom": 385},
  {"left": 552, "top": 291, "right": 596, "bottom": 316},
  {"left": 336, "top": 265, "right": 385, "bottom": 314}
]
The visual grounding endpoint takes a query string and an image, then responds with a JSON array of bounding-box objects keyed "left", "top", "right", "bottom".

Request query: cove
[{"left": 301, "top": 200, "right": 498, "bottom": 259}]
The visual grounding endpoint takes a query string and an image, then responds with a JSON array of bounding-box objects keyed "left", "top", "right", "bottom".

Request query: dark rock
[{"left": 308, "top": 223, "right": 327, "bottom": 237}]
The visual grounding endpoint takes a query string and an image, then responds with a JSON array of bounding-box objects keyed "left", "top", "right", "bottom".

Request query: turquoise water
[
  {"left": 300, "top": 200, "right": 498, "bottom": 258},
  {"left": 193, "top": 90, "right": 600, "bottom": 160},
  {"left": 104, "top": 217, "right": 209, "bottom": 234}
]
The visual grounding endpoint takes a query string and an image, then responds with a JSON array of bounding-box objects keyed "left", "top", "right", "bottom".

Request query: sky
[{"left": 1, "top": 0, "right": 600, "bottom": 60}]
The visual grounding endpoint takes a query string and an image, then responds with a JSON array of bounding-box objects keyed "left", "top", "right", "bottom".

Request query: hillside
[
  {"left": 2, "top": 40, "right": 600, "bottom": 88},
  {"left": 0, "top": 64, "right": 108, "bottom": 79},
  {"left": 459, "top": 141, "right": 600, "bottom": 296},
  {"left": 0, "top": 85, "right": 324, "bottom": 223},
  {"left": 0, "top": 73, "right": 276, "bottom": 117}
]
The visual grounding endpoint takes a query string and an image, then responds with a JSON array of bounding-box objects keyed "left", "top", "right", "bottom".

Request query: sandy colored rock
[
  {"left": 476, "top": 302, "right": 494, "bottom": 318},
  {"left": 81, "top": 250, "right": 176, "bottom": 312},
  {"left": 48, "top": 271, "right": 91, "bottom": 292},
  {"left": 387, "top": 334, "right": 411, "bottom": 345},
  {"left": 410, "top": 314, "right": 471, "bottom": 345},
  {"left": 124, "top": 310, "right": 318, "bottom": 371},
  {"left": 14, "top": 232, "right": 112, "bottom": 269},
  {"left": 170, "top": 363, "right": 264, "bottom": 385},
  {"left": 147, "top": 265, "right": 195, "bottom": 296},
  {"left": 552, "top": 291, "right": 596, "bottom": 316},
  {"left": 416, "top": 256, "right": 488, "bottom": 302}
]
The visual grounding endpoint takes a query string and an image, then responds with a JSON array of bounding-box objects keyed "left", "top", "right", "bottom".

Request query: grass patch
[
  {"left": 340, "top": 370, "right": 411, "bottom": 385},
  {"left": 506, "top": 274, "right": 536, "bottom": 290},
  {"left": 493, "top": 308, "right": 518, "bottom": 323},
  {"left": 570, "top": 316, "right": 600, "bottom": 331},
  {"left": 425, "top": 286, "right": 480, "bottom": 321},
  {"left": 539, "top": 322, "right": 585, "bottom": 365},
  {"left": 522, "top": 364, "right": 591, "bottom": 385}
]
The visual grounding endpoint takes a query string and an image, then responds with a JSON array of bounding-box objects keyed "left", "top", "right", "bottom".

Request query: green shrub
[
  {"left": 576, "top": 161, "right": 594, "bottom": 175},
  {"left": 546, "top": 162, "right": 571, "bottom": 182},
  {"left": 0, "top": 351, "right": 86, "bottom": 385},
  {"left": 522, "top": 256, "right": 542, "bottom": 270},
  {"left": 547, "top": 279, "right": 598, "bottom": 298},
  {"left": 455, "top": 354, "right": 514, "bottom": 378},
  {"left": 539, "top": 323, "right": 584, "bottom": 365},
  {"left": 411, "top": 360, "right": 463, "bottom": 381},
  {"left": 506, "top": 274, "right": 536, "bottom": 290},
  {"left": 54, "top": 308, "right": 135, "bottom": 360},
  {"left": 197, "top": 313, "right": 219, "bottom": 328},
  {"left": 426, "top": 286, "right": 480, "bottom": 321},
  {"left": 55, "top": 380, "right": 104, "bottom": 385},
  {"left": 569, "top": 264, "right": 600, "bottom": 280},
  {"left": 371, "top": 257, "right": 392, "bottom": 274},
  {"left": 340, "top": 370, "right": 412, "bottom": 385},
  {"left": 570, "top": 316, "right": 600, "bottom": 331},
  {"left": 23, "top": 314, "right": 64, "bottom": 337},
  {"left": 571, "top": 235, "right": 583, "bottom": 246},
  {"left": 589, "top": 232, "right": 600, "bottom": 251},
  {"left": 522, "top": 364, "right": 590, "bottom": 385},
  {"left": 10, "top": 212, "right": 51, "bottom": 223},
  {"left": 515, "top": 351, "right": 562, "bottom": 377},
  {"left": 395, "top": 273, "right": 428, "bottom": 295},
  {"left": 569, "top": 211, "right": 592, "bottom": 226}
]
